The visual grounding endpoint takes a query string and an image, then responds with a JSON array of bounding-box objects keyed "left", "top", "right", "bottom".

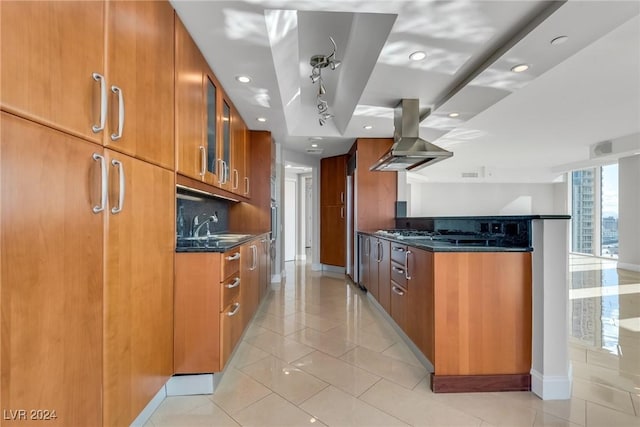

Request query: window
[{"left": 570, "top": 164, "right": 618, "bottom": 257}]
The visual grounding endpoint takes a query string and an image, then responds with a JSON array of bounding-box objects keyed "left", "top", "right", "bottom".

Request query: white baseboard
[
  {"left": 617, "top": 262, "right": 640, "bottom": 272},
  {"left": 530, "top": 365, "right": 572, "bottom": 400},
  {"left": 295, "top": 254, "right": 307, "bottom": 260},
  {"left": 165, "top": 374, "right": 214, "bottom": 396},
  {"left": 130, "top": 384, "right": 166, "bottom": 427}
]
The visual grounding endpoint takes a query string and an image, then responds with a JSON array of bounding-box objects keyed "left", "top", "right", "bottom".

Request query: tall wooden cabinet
[
  {"left": 320, "top": 154, "right": 348, "bottom": 267},
  {"left": 1, "top": 113, "right": 104, "bottom": 427},
  {"left": 1, "top": 2, "right": 175, "bottom": 426}
]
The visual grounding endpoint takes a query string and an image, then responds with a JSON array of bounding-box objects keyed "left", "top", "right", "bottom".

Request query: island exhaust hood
[{"left": 370, "top": 99, "right": 452, "bottom": 171}]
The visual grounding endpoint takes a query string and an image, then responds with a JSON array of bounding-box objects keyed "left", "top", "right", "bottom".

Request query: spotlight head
[
  {"left": 330, "top": 60, "right": 341, "bottom": 70},
  {"left": 310, "top": 74, "right": 320, "bottom": 83}
]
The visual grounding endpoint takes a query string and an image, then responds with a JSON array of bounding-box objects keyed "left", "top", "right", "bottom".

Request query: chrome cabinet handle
[
  {"left": 392, "top": 265, "right": 404, "bottom": 274},
  {"left": 226, "top": 302, "right": 240, "bottom": 317},
  {"left": 92, "top": 153, "right": 107, "bottom": 213},
  {"left": 110, "top": 85, "right": 124, "bottom": 141},
  {"left": 249, "top": 245, "right": 257, "bottom": 270},
  {"left": 199, "top": 146, "right": 206, "bottom": 177},
  {"left": 340, "top": 191, "right": 344, "bottom": 203},
  {"left": 92, "top": 73, "right": 107, "bottom": 133},
  {"left": 392, "top": 247, "right": 405, "bottom": 252},
  {"left": 392, "top": 286, "right": 405, "bottom": 296},
  {"left": 253, "top": 245, "right": 258, "bottom": 270},
  {"left": 217, "top": 159, "right": 224, "bottom": 184},
  {"left": 225, "top": 252, "right": 240, "bottom": 261},
  {"left": 244, "top": 177, "right": 250, "bottom": 195},
  {"left": 225, "top": 277, "right": 240, "bottom": 289},
  {"left": 111, "top": 159, "right": 125, "bottom": 214},
  {"left": 233, "top": 169, "right": 239, "bottom": 190},
  {"left": 377, "top": 241, "right": 383, "bottom": 263},
  {"left": 223, "top": 161, "right": 229, "bottom": 184},
  {"left": 404, "top": 250, "right": 412, "bottom": 280}
]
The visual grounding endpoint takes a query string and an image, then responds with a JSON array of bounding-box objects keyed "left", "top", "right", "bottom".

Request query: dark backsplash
[{"left": 176, "top": 188, "right": 230, "bottom": 237}]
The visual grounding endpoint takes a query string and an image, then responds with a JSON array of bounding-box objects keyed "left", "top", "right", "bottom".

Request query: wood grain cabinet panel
[
  {"left": 103, "top": 149, "right": 174, "bottom": 427},
  {"left": 1, "top": 113, "right": 103, "bottom": 427},
  {"left": 0, "top": 1, "right": 105, "bottom": 144},
  {"left": 105, "top": 0, "right": 175, "bottom": 169}
]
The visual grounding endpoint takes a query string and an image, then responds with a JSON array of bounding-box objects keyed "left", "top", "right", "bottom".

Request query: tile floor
[{"left": 145, "top": 255, "right": 640, "bottom": 426}]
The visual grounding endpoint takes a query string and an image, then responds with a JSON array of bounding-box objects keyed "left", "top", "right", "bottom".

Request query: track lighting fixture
[{"left": 309, "top": 37, "right": 341, "bottom": 126}]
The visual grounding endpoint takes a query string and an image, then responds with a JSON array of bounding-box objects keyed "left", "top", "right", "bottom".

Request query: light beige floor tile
[
  {"left": 253, "top": 312, "right": 306, "bottom": 335},
  {"left": 428, "top": 392, "right": 537, "bottom": 426},
  {"left": 288, "top": 327, "right": 358, "bottom": 357},
  {"left": 229, "top": 341, "right": 270, "bottom": 369},
  {"left": 382, "top": 341, "right": 425, "bottom": 367},
  {"left": 341, "top": 346, "right": 426, "bottom": 389},
  {"left": 241, "top": 323, "right": 269, "bottom": 340},
  {"left": 498, "top": 391, "right": 586, "bottom": 426},
  {"left": 572, "top": 377, "right": 636, "bottom": 415},
  {"left": 533, "top": 411, "right": 582, "bottom": 427},
  {"left": 300, "top": 385, "right": 409, "bottom": 426},
  {"left": 359, "top": 317, "right": 402, "bottom": 340},
  {"left": 149, "top": 396, "right": 240, "bottom": 427},
  {"left": 569, "top": 344, "right": 588, "bottom": 364},
  {"left": 244, "top": 329, "right": 315, "bottom": 363},
  {"left": 413, "top": 374, "right": 432, "bottom": 394},
  {"left": 327, "top": 324, "right": 397, "bottom": 353},
  {"left": 240, "top": 355, "right": 329, "bottom": 404},
  {"left": 284, "top": 311, "right": 344, "bottom": 332},
  {"left": 631, "top": 393, "right": 640, "bottom": 416},
  {"left": 210, "top": 368, "right": 272, "bottom": 414},
  {"left": 572, "top": 359, "right": 640, "bottom": 394},
  {"left": 360, "top": 379, "right": 483, "bottom": 426},
  {"left": 586, "top": 402, "right": 640, "bottom": 427},
  {"left": 233, "top": 392, "right": 326, "bottom": 427},
  {"left": 292, "top": 350, "right": 381, "bottom": 397}
]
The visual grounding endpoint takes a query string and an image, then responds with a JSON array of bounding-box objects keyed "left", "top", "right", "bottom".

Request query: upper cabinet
[
  {"left": 0, "top": 1, "right": 105, "bottom": 144},
  {"left": 320, "top": 155, "right": 347, "bottom": 206},
  {"left": 0, "top": 1, "right": 175, "bottom": 170},
  {"left": 104, "top": 0, "right": 175, "bottom": 169}
]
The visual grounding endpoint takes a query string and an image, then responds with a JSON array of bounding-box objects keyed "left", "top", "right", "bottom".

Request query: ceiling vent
[
  {"left": 591, "top": 140, "right": 613, "bottom": 157},
  {"left": 306, "top": 147, "right": 324, "bottom": 155}
]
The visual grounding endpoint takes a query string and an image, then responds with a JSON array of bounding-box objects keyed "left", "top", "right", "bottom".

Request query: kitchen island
[{"left": 359, "top": 229, "right": 532, "bottom": 393}]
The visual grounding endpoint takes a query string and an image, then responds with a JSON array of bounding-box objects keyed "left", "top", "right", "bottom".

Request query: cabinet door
[
  {"left": 320, "top": 205, "right": 346, "bottom": 267},
  {"left": 406, "top": 248, "right": 435, "bottom": 364},
  {"left": 359, "top": 235, "right": 370, "bottom": 290},
  {"left": 217, "top": 97, "right": 233, "bottom": 191},
  {"left": 0, "top": 1, "right": 105, "bottom": 144},
  {"left": 390, "top": 282, "right": 409, "bottom": 332},
  {"left": 378, "top": 239, "right": 392, "bottom": 313},
  {"left": 240, "top": 242, "right": 260, "bottom": 328},
  {"left": 1, "top": 113, "right": 103, "bottom": 426},
  {"left": 242, "top": 125, "right": 251, "bottom": 198},
  {"left": 231, "top": 106, "right": 247, "bottom": 196},
  {"left": 175, "top": 16, "right": 205, "bottom": 179},
  {"left": 320, "top": 155, "right": 347, "bottom": 206},
  {"left": 368, "top": 238, "right": 380, "bottom": 300},
  {"left": 103, "top": 150, "right": 174, "bottom": 427},
  {"left": 220, "top": 301, "right": 243, "bottom": 369},
  {"left": 105, "top": 0, "right": 174, "bottom": 169},
  {"left": 174, "top": 253, "right": 221, "bottom": 374},
  {"left": 204, "top": 74, "right": 222, "bottom": 185}
]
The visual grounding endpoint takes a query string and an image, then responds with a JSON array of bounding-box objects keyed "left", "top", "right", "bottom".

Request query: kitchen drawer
[
  {"left": 220, "top": 276, "right": 241, "bottom": 312},
  {"left": 220, "top": 301, "right": 243, "bottom": 369},
  {"left": 221, "top": 249, "right": 241, "bottom": 281},
  {"left": 390, "top": 243, "right": 408, "bottom": 265},
  {"left": 390, "top": 281, "right": 408, "bottom": 332},
  {"left": 390, "top": 260, "right": 408, "bottom": 288}
]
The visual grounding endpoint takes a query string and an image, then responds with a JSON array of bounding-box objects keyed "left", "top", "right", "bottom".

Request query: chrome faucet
[{"left": 192, "top": 212, "right": 219, "bottom": 237}]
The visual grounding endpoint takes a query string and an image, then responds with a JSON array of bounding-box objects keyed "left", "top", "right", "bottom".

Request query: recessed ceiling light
[
  {"left": 409, "top": 51, "right": 427, "bottom": 61},
  {"left": 511, "top": 64, "right": 529, "bottom": 73},
  {"left": 311, "top": 143, "right": 318, "bottom": 148},
  {"left": 363, "top": 125, "right": 373, "bottom": 130},
  {"left": 235, "top": 75, "right": 251, "bottom": 83},
  {"left": 256, "top": 117, "right": 267, "bottom": 122},
  {"left": 550, "top": 36, "right": 568, "bottom": 46},
  {"left": 448, "top": 112, "right": 460, "bottom": 118}
]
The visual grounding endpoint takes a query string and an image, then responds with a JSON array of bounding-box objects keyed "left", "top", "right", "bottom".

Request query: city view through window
[{"left": 571, "top": 165, "right": 619, "bottom": 258}]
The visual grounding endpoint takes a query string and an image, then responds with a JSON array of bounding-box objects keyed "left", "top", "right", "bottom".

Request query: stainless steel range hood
[{"left": 370, "top": 99, "right": 452, "bottom": 171}]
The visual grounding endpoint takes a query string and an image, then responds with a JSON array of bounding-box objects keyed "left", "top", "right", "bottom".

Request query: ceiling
[{"left": 171, "top": 0, "right": 640, "bottom": 182}]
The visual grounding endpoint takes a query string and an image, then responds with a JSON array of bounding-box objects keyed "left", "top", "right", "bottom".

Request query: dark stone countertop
[{"left": 175, "top": 232, "right": 264, "bottom": 253}]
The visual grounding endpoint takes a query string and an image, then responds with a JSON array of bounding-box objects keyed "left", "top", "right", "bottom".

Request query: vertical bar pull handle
[
  {"left": 244, "top": 177, "right": 250, "bottom": 195},
  {"left": 92, "top": 153, "right": 107, "bottom": 213},
  {"left": 217, "top": 159, "right": 224, "bottom": 184},
  {"left": 199, "top": 146, "right": 206, "bottom": 176},
  {"left": 111, "top": 159, "right": 125, "bottom": 214},
  {"left": 233, "top": 169, "right": 239, "bottom": 190},
  {"left": 92, "top": 73, "right": 107, "bottom": 133},
  {"left": 340, "top": 191, "right": 344, "bottom": 203},
  {"left": 405, "top": 250, "right": 412, "bottom": 280},
  {"left": 341, "top": 207, "right": 344, "bottom": 218},
  {"left": 110, "top": 85, "right": 124, "bottom": 141}
]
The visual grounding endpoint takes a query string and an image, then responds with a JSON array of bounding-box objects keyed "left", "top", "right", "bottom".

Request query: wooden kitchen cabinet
[
  {"left": 360, "top": 235, "right": 371, "bottom": 291},
  {"left": 231, "top": 105, "right": 249, "bottom": 197},
  {"left": 405, "top": 248, "right": 435, "bottom": 364},
  {"left": 241, "top": 241, "right": 260, "bottom": 329},
  {"left": 320, "top": 204, "right": 346, "bottom": 267},
  {"left": 104, "top": 0, "right": 175, "bottom": 169},
  {"left": 390, "top": 282, "right": 409, "bottom": 332},
  {"left": 377, "top": 238, "right": 391, "bottom": 313},
  {"left": 1, "top": 113, "right": 103, "bottom": 427},
  {"left": 102, "top": 149, "right": 174, "bottom": 427},
  {"left": 0, "top": 1, "right": 105, "bottom": 144},
  {"left": 320, "top": 155, "right": 346, "bottom": 206}
]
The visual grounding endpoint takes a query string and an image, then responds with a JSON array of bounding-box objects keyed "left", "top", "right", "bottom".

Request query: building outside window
[
  {"left": 600, "top": 163, "right": 619, "bottom": 258},
  {"left": 572, "top": 169, "right": 595, "bottom": 255}
]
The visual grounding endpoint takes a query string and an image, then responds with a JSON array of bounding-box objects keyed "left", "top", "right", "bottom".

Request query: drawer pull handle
[
  {"left": 226, "top": 302, "right": 240, "bottom": 317},
  {"left": 110, "top": 85, "right": 124, "bottom": 141},
  {"left": 392, "top": 247, "right": 405, "bottom": 252},
  {"left": 392, "top": 286, "right": 405, "bottom": 296},
  {"left": 225, "top": 278, "right": 240, "bottom": 289},
  {"left": 392, "top": 266, "right": 404, "bottom": 274},
  {"left": 404, "top": 250, "right": 412, "bottom": 280},
  {"left": 225, "top": 253, "right": 240, "bottom": 261}
]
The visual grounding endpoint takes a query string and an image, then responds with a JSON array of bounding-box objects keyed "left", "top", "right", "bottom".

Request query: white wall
[
  {"left": 409, "top": 182, "right": 568, "bottom": 216},
  {"left": 618, "top": 154, "right": 640, "bottom": 271},
  {"left": 284, "top": 178, "right": 296, "bottom": 262}
]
